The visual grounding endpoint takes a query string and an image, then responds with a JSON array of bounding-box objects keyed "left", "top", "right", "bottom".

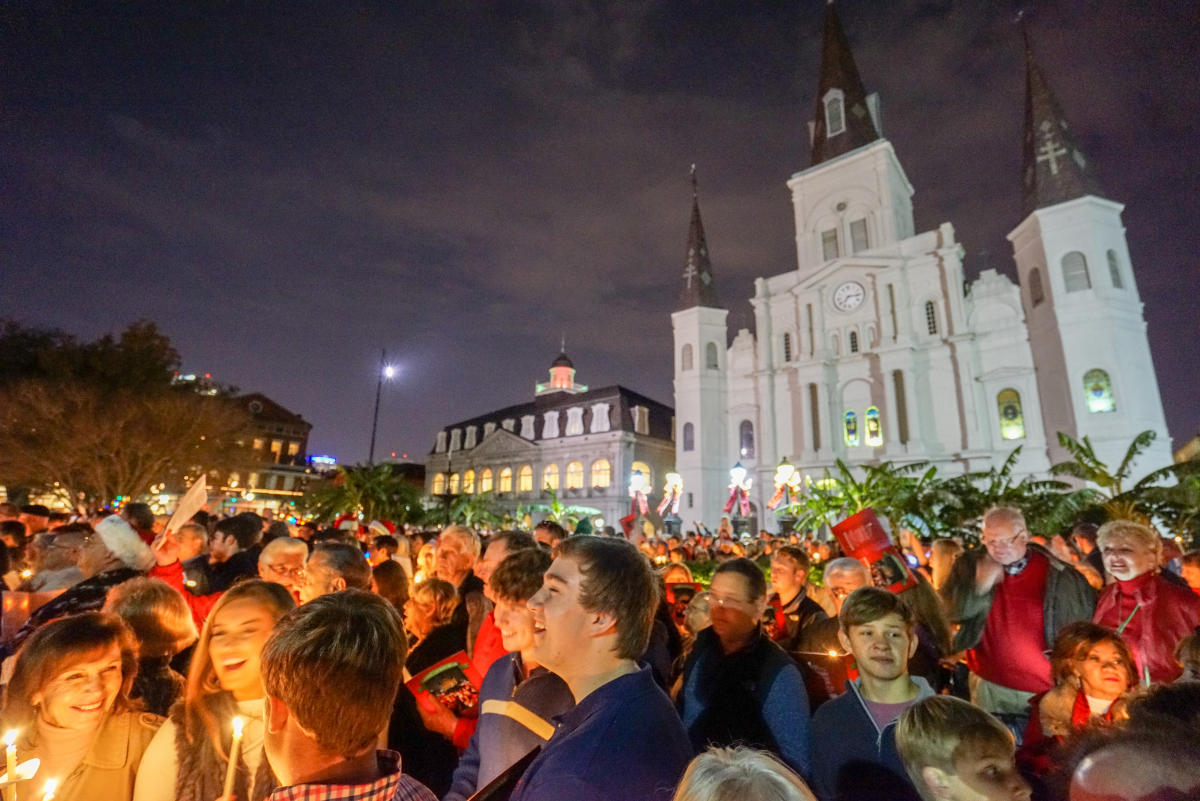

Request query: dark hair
[
  {"left": 1072, "top": 522, "right": 1099, "bottom": 543},
  {"left": 1049, "top": 621, "right": 1137, "bottom": 686},
  {"left": 372, "top": 559, "right": 409, "bottom": 611},
  {"left": 123, "top": 502, "right": 155, "bottom": 530},
  {"left": 2, "top": 612, "right": 140, "bottom": 730},
  {"left": 19, "top": 505, "right": 49, "bottom": 517},
  {"left": 0, "top": 520, "right": 27, "bottom": 546},
  {"left": 312, "top": 542, "right": 372, "bottom": 591},
  {"left": 264, "top": 521, "right": 291, "bottom": 543},
  {"left": 214, "top": 515, "right": 260, "bottom": 550},
  {"left": 491, "top": 548, "right": 553, "bottom": 603},
  {"left": 773, "top": 545, "right": 811, "bottom": 572},
  {"left": 554, "top": 536, "right": 659, "bottom": 660},
  {"left": 713, "top": 557, "right": 768, "bottom": 602},
  {"left": 372, "top": 535, "right": 399, "bottom": 556},
  {"left": 535, "top": 520, "right": 567, "bottom": 541},
  {"left": 490, "top": 530, "right": 538, "bottom": 554},
  {"left": 262, "top": 590, "right": 407, "bottom": 758},
  {"left": 840, "top": 586, "right": 915, "bottom": 631}
]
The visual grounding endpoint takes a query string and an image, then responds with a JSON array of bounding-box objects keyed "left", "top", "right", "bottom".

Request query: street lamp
[{"left": 368, "top": 349, "right": 395, "bottom": 466}]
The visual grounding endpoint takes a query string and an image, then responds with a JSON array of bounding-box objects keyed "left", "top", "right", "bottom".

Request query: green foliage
[
  {"left": 304, "top": 463, "right": 427, "bottom": 525},
  {"left": 526, "top": 486, "right": 594, "bottom": 529}
]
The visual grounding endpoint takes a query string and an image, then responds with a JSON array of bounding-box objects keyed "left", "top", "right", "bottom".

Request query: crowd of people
[{"left": 0, "top": 498, "right": 1198, "bottom": 801}]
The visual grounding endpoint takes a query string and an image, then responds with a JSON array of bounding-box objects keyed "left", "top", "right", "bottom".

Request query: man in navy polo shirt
[{"left": 511, "top": 536, "right": 692, "bottom": 801}]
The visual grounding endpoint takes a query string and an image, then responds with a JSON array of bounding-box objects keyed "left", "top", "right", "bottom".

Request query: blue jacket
[
  {"left": 810, "top": 677, "right": 934, "bottom": 801},
  {"left": 510, "top": 665, "right": 691, "bottom": 801},
  {"left": 443, "top": 653, "right": 574, "bottom": 801},
  {"left": 679, "top": 626, "right": 812, "bottom": 778}
]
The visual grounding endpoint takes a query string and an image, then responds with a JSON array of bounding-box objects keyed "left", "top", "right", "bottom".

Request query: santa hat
[
  {"left": 333, "top": 513, "right": 360, "bottom": 532},
  {"left": 368, "top": 520, "right": 396, "bottom": 538},
  {"left": 95, "top": 515, "right": 155, "bottom": 572}
]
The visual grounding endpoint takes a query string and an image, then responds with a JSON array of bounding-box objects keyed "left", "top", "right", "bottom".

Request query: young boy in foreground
[{"left": 895, "top": 696, "right": 1031, "bottom": 801}]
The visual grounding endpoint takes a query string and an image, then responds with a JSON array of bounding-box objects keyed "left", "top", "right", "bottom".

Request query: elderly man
[
  {"left": 258, "top": 536, "right": 309, "bottom": 599},
  {"left": 6, "top": 515, "right": 153, "bottom": 655},
  {"left": 298, "top": 541, "right": 372, "bottom": 603},
  {"left": 436, "top": 525, "right": 486, "bottom": 654},
  {"left": 1092, "top": 519, "right": 1200, "bottom": 682},
  {"left": 941, "top": 506, "right": 1095, "bottom": 738}
]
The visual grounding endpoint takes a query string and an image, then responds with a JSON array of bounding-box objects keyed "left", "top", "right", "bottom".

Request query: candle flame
[
  {"left": 44, "top": 778, "right": 58, "bottom": 798},
  {"left": 20, "top": 570, "right": 31, "bottom": 579},
  {"left": 827, "top": 650, "right": 839, "bottom": 657},
  {"left": 3, "top": 730, "right": 16, "bottom": 747},
  {"left": 232, "top": 716, "right": 245, "bottom": 737}
]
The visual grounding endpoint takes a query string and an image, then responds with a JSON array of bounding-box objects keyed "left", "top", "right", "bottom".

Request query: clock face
[{"left": 832, "top": 281, "right": 866, "bottom": 312}]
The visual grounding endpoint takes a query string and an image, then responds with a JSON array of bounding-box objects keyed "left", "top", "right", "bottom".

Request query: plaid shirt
[{"left": 268, "top": 751, "right": 437, "bottom": 801}]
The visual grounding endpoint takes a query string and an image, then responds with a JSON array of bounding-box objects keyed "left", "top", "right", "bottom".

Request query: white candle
[
  {"left": 41, "top": 779, "right": 55, "bottom": 801},
  {"left": 222, "top": 716, "right": 245, "bottom": 800},
  {"left": 4, "top": 730, "right": 17, "bottom": 801}
]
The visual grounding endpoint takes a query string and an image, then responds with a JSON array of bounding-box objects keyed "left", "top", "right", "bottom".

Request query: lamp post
[
  {"left": 368, "top": 349, "right": 395, "bottom": 466},
  {"left": 727, "top": 461, "right": 752, "bottom": 536},
  {"left": 773, "top": 458, "right": 798, "bottom": 535}
]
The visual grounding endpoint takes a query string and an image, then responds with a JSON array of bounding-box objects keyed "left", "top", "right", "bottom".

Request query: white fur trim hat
[{"left": 94, "top": 514, "right": 155, "bottom": 572}]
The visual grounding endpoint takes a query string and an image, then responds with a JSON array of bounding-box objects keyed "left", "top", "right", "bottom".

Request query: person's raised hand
[{"left": 152, "top": 529, "right": 181, "bottom": 567}]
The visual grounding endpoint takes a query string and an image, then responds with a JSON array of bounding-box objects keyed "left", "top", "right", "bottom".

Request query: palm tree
[
  {"left": 526, "top": 486, "right": 593, "bottom": 529},
  {"left": 303, "top": 463, "right": 426, "bottom": 525},
  {"left": 1050, "top": 430, "right": 1177, "bottom": 523}
]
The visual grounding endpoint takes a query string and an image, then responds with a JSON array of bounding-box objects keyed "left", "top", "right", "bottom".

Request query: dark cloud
[{"left": 2, "top": 0, "right": 1197, "bottom": 464}]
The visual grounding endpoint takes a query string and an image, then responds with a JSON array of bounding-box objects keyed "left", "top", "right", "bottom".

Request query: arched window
[
  {"left": 1083, "top": 369, "right": 1116, "bottom": 414},
  {"left": 496, "top": 467, "right": 512, "bottom": 492},
  {"left": 432, "top": 473, "right": 446, "bottom": 494},
  {"left": 542, "top": 464, "right": 559, "bottom": 491},
  {"left": 924, "top": 301, "right": 938, "bottom": 335},
  {"left": 462, "top": 469, "right": 475, "bottom": 494},
  {"left": 448, "top": 473, "right": 460, "bottom": 494},
  {"left": 565, "top": 461, "right": 584, "bottom": 490},
  {"left": 865, "top": 406, "right": 883, "bottom": 446},
  {"left": 479, "top": 468, "right": 494, "bottom": 493},
  {"left": 997, "top": 389, "right": 1026, "bottom": 440},
  {"left": 1062, "top": 251, "right": 1091, "bottom": 292},
  {"left": 848, "top": 331, "right": 859, "bottom": 353},
  {"left": 1029, "top": 267, "right": 1045, "bottom": 307},
  {"left": 591, "top": 459, "right": 612, "bottom": 489},
  {"left": 682, "top": 422, "right": 695, "bottom": 452},
  {"left": 783, "top": 333, "right": 792, "bottom": 362},
  {"left": 844, "top": 411, "right": 860, "bottom": 447},
  {"left": 705, "top": 342, "right": 719, "bottom": 369},
  {"left": 631, "top": 461, "right": 652, "bottom": 486},
  {"left": 1106, "top": 250, "right": 1123, "bottom": 289},
  {"left": 517, "top": 465, "right": 533, "bottom": 492},
  {"left": 681, "top": 343, "right": 694, "bottom": 371},
  {"left": 739, "top": 420, "right": 755, "bottom": 458},
  {"left": 824, "top": 89, "right": 846, "bottom": 136}
]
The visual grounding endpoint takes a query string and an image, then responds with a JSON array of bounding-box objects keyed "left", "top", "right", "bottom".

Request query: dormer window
[{"left": 824, "top": 89, "right": 846, "bottom": 137}]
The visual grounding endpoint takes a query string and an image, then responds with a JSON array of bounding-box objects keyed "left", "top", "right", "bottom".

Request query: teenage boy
[
  {"left": 768, "top": 545, "right": 828, "bottom": 651},
  {"left": 895, "top": 696, "right": 1031, "bottom": 801},
  {"left": 810, "top": 587, "right": 935, "bottom": 801},
  {"left": 511, "top": 536, "right": 691, "bottom": 801}
]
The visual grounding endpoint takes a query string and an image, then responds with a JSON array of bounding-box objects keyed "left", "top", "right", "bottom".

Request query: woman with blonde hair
[
  {"left": 673, "top": 746, "right": 818, "bottom": 801},
  {"left": 133, "top": 579, "right": 295, "bottom": 801},
  {"left": 2, "top": 612, "right": 162, "bottom": 801},
  {"left": 404, "top": 578, "right": 461, "bottom": 675},
  {"left": 104, "top": 577, "right": 198, "bottom": 716}
]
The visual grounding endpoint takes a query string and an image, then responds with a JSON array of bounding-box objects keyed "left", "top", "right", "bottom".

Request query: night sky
[{"left": 4, "top": 1, "right": 1198, "bottom": 465}]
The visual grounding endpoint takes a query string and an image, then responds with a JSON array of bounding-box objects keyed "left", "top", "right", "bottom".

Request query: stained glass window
[
  {"left": 1084, "top": 369, "right": 1116, "bottom": 414},
  {"left": 739, "top": 420, "right": 755, "bottom": 458},
  {"left": 865, "top": 407, "right": 883, "bottom": 446},
  {"left": 844, "top": 410, "right": 860, "bottom": 447},
  {"left": 997, "top": 389, "right": 1026, "bottom": 440}
]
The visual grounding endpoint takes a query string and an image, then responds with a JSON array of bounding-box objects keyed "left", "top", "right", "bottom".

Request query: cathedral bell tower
[
  {"left": 672, "top": 168, "right": 729, "bottom": 526},
  {"left": 1006, "top": 28, "right": 1171, "bottom": 477}
]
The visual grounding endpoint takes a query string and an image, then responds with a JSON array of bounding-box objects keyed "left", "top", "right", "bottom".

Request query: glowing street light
[{"left": 368, "top": 349, "right": 396, "bottom": 465}]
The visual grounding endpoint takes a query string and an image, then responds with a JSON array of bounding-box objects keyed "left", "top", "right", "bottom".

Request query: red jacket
[
  {"left": 1094, "top": 571, "right": 1200, "bottom": 683},
  {"left": 150, "top": 560, "right": 222, "bottom": 630}
]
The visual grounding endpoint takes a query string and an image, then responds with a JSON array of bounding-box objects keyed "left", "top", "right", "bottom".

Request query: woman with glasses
[{"left": 133, "top": 580, "right": 295, "bottom": 801}]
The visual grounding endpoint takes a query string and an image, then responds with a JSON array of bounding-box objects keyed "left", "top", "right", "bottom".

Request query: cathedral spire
[
  {"left": 810, "top": 1, "right": 879, "bottom": 167},
  {"left": 677, "top": 165, "right": 721, "bottom": 311},
  {"left": 1020, "top": 23, "right": 1103, "bottom": 217}
]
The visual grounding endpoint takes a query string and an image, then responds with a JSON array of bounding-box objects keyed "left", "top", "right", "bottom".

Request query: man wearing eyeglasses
[
  {"left": 941, "top": 506, "right": 1095, "bottom": 741},
  {"left": 258, "top": 536, "right": 309, "bottom": 600},
  {"left": 677, "top": 557, "right": 812, "bottom": 779}
]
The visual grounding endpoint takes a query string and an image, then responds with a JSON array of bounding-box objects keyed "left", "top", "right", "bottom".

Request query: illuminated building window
[
  {"left": 479, "top": 469, "right": 493, "bottom": 493},
  {"left": 565, "top": 461, "right": 584, "bottom": 490},
  {"left": 287, "top": 442, "right": 299, "bottom": 456},
  {"left": 499, "top": 467, "right": 513, "bottom": 493},
  {"left": 253, "top": 438, "right": 265, "bottom": 451},
  {"left": 1062, "top": 251, "right": 1091, "bottom": 292},
  {"left": 865, "top": 407, "right": 883, "bottom": 446},
  {"left": 631, "top": 461, "right": 652, "bottom": 486},
  {"left": 518, "top": 465, "right": 533, "bottom": 492},
  {"left": 542, "top": 464, "right": 559, "bottom": 491},
  {"left": 542, "top": 411, "right": 560, "bottom": 439},
  {"left": 432, "top": 473, "right": 446, "bottom": 494},
  {"left": 462, "top": 469, "right": 475, "bottom": 494},
  {"left": 448, "top": 473, "right": 460, "bottom": 494},
  {"left": 997, "top": 389, "right": 1026, "bottom": 440},
  {"left": 591, "top": 459, "right": 611, "bottom": 489},
  {"left": 1084, "top": 369, "right": 1116, "bottom": 414},
  {"left": 844, "top": 411, "right": 860, "bottom": 447},
  {"left": 565, "top": 407, "right": 584, "bottom": 436},
  {"left": 739, "top": 420, "right": 755, "bottom": 458},
  {"left": 683, "top": 422, "right": 695, "bottom": 452}
]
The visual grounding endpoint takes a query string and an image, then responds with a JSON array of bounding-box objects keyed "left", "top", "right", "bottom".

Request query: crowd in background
[{"left": 0, "top": 498, "right": 1198, "bottom": 801}]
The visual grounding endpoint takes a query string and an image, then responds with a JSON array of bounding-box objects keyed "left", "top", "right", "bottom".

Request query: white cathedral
[{"left": 672, "top": 7, "right": 1172, "bottom": 532}]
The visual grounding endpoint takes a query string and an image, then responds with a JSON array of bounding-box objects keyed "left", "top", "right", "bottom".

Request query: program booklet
[
  {"left": 405, "top": 651, "right": 483, "bottom": 717},
  {"left": 830, "top": 508, "right": 917, "bottom": 594}
]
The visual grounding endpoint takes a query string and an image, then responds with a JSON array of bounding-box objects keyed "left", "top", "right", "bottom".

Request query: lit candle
[
  {"left": 42, "top": 779, "right": 56, "bottom": 800},
  {"left": 4, "top": 730, "right": 17, "bottom": 801},
  {"left": 222, "top": 716, "right": 245, "bottom": 800}
]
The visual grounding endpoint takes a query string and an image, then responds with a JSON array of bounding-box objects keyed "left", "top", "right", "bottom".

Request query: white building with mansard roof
[{"left": 672, "top": 7, "right": 1171, "bottom": 532}]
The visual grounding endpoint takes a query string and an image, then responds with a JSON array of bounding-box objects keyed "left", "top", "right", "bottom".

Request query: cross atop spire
[
  {"left": 677, "top": 166, "right": 721, "bottom": 311},
  {"left": 1020, "top": 22, "right": 1103, "bottom": 217},
  {"left": 810, "top": 2, "right": 879, "bottom": 166}
]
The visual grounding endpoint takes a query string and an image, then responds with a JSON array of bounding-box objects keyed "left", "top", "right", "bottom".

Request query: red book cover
[
  {"left": 405, "top": 650, "right": 483, "bottom": 716},
  {"left": 830, "top": 508, "right": 917, "bottom": 593}
]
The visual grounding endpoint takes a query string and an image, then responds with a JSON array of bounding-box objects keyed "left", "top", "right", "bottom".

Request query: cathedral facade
[{"left": 672, "top": 7, "right": 1172, "bottom": 532}]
